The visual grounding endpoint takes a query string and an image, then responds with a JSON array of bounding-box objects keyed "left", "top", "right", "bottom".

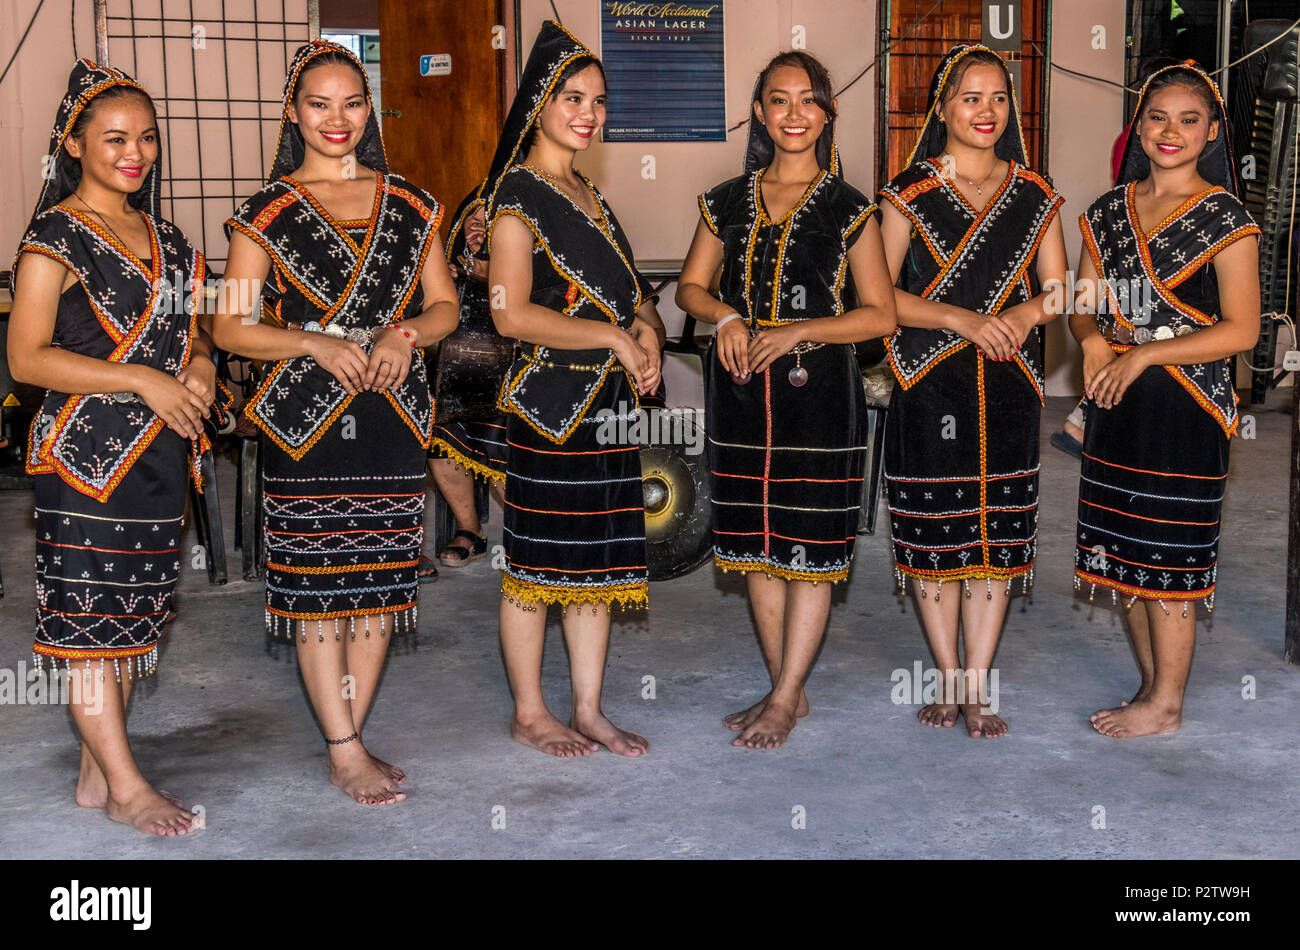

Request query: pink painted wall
[
  {"left": 1, "top": 0, "right": 97, "bottom": 266},
  {"left": 1, "top": 0, "right": 309, "bottom": 274}
]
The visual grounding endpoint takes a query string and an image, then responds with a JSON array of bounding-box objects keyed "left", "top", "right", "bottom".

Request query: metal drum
[{"left": 640, "top": 408, "right": 712, "bottom": 581}]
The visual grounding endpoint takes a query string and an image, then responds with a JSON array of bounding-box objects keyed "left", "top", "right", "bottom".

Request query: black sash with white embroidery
[
  {"left": 1080, "top": 184, "right": 1260, "bottom": 436},
  {"left": 489, "top": 167, "right": 648, "bottom": 443},
  {"left": 227, "top": 173, "right": 441, "bottom": 459},
  {"left": 879, "top": 159, "right": 1061, "bottom": 399},
  {"left": 21, "top": 208, "right": 204, "bottom": 501}
]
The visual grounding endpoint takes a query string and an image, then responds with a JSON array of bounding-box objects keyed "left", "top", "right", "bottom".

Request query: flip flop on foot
[
  {"left": 439, "top": 530, "right": 487, "bottom": 568},
  {"left": 415, "top": 554, "right": 438, "bottom": 583}
]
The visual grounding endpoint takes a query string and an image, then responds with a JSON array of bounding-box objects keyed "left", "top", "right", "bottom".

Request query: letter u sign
[{"left": 982, "top": 1, "right": 1021, "bottom": 50}]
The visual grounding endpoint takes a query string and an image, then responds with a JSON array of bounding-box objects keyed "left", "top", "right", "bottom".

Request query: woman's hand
[
  {"left": 364, "top": 327, "right": 413, "bottom": 391},
  {"left": 305, "top": 333, "right": 369, "bottom": 395},
  {"left": 949, "top": 311, "right": 1020, "bottom": 361},
  {"left": 176, "top": 357, "right": 217, "bottom": 407},
  {"left": 135, "top": 366, "right": 209, "bottom": 440},
  {"left": 611, "top": 328, "right": 656, "bottom": 396},
  {"left": 715, "top": 317, "right": 750, "bottom": 377},
  {"left": 747, "top": 323, "right": 805, "bottom": 375},
  {"left": 1088, "top": 346, "right": 1148, "bottom": 409},
  {"left": 629, "top": 320, "right": 662, "bottom": 395},
  {"left": 998, "top": 305, "right": 1038, "bottom": 351},
  {"left": 1080, "top": 336, "right": 1117, "bottom": 392}
]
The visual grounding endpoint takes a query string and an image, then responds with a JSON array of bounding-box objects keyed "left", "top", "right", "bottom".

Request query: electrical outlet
[{"left": 1284, "top": 350, "right": 1300, "bottom": 372}]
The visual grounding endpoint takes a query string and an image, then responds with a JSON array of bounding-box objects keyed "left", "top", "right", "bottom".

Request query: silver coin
[
  {"left": 1134, "top": 327, "right": 1153, "bottom": 344},
  {"left": 788, "top": 365, "right": 809, "bottom": 387}
]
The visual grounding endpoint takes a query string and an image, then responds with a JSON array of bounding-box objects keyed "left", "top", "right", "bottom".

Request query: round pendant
[
  {"left": 788, "top": 365, "right": 809, "bottom": 387},
  {"left": 730, "top": 371, "right": 752, "bottom": 385}
]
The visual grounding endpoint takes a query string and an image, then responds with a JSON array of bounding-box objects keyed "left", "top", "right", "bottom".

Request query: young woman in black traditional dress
[
  {"left": 9, "top": 62, "right": 218, "bottom": 835},
  {"left": 878, "top": 45, "right": 1067, "bottom": 738},
  {"left": 214, "top": 42, "right": 458, "bottom": 803},
  {"left": 677, "top": 51, "right": 897, "bottom": 750},
  {"left": 1072, "top": 62, "right": 1259, "bottom": 738},
  {"left": 425, "top": 188, "right": 507, "bottom": 572},
  {"left": 484, "top": 22, "right": 664, "bottom": 758}
]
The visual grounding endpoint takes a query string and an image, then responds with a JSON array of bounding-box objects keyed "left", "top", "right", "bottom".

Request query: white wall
[{"left": 1044, "top": 0, "right": 1127, "bottom": 396}]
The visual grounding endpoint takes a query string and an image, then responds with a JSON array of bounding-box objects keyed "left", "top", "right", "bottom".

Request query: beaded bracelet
[{"left": 393, "top": 325, "right": 417, "bottom": 347}]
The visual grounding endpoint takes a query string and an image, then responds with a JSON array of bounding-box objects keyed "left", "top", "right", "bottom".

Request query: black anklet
[{"left": 326, "top": 732, "right": 359, "bottom": 745}]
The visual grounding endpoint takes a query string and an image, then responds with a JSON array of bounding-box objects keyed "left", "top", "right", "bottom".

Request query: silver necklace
[{"left": 960, "top": 163, "right": 999, "bottom": 195}]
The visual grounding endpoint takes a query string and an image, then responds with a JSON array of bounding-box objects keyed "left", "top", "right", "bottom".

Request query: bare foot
[
  {"left": 1119, "top": 682, "right": 1153, "bottom": 708},
  {"left": 328, "top": 745, "right": 406, "bottom": 805},
  {"left": 723, "top": 690, "right": 809, "bottom": 732},
  {"left": 106, "top": 787, "right": 194, "bottom": 836},
  {"left": 572, "top": 712, "right": 649, "bottom": 757},
  {"left": 1090, "top": 698, "right": 1181, "bottom": 738},
  {"left": 917, "top": 703, "right": 960, "bottom": 728},
  {"left": 75, "top": 744, "right": 108, "bottom": 808},
  {"left": 368, "top": 753, "right": 406, "bottom": 784},
  {"left": 510, "top": 712, "right": 598, "bottom": 758},
  {"left": 733, "top": 701, "right": 796, "bottom": 750},
  {"left": 961, "top": 703, "right": 1007, "bottom": 738}
]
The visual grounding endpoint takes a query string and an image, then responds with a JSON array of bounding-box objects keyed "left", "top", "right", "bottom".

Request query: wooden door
[{"left": 377, "top": 0, "right": 505, "bottom": 231}]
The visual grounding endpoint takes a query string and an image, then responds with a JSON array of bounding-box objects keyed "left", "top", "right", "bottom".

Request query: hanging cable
[
  {"left": 725, "top": 0, "right": 943, "bottom": 133},
  {"left": 726, "top": 11, "right": 1300, "bottom": 132},
  {"left": 0, "top": 0, "right": 46, "bottom": 90}
]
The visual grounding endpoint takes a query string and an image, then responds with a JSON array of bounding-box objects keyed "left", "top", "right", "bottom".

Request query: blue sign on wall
[{"left": 600, "top": 2, "right": 726, "bottom": 142}]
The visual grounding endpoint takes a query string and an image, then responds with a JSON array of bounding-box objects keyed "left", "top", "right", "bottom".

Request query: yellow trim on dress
[{"left": 501, "top": 573, "right": 648, "bottom": 609}]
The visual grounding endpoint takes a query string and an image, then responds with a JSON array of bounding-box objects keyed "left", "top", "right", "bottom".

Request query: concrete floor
[{"left": 0, "top": 395, "right": 1295, "bottom": 859}]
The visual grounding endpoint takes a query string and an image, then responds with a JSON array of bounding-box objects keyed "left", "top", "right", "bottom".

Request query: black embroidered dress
[
  {"left": 1075, "top": 187, "right": 1257, "bottom": 605},
  {"left": 487, "top": 165, "right": 652, "bottom": 608},
  {"left": 18, "top": 62, "right": 210, "bottom": 679},
  {"left": 700, "top": 169, "right": 877, "bottom": 582},
  {"left": 428, "top": 189, "right": 507, "bottom": 484},
  {"left": 878, "top": 45, "right": 1062, "bottom": 598},
  {"left": 225, "top": 42, "right": 443, "bottom": 638}
]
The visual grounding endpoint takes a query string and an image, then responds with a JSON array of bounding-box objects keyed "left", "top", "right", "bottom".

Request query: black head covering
[
  {"left": 481, "top": 20, "right": 596, "bottom": 218},
  {"left": 270, "top": 40, "right": 386, "bottom": 182},
  {"left": 907, "top": 43, "right": 1029, "bottom": 168},
  {"left": 13, "top": 61, "right": 158, "bottom": 280},
  {"left": 743, "top": 61, "right": 840, "bottom": 175},
  {"left": 445, "top": 182, "right": 487, "bottom": 270},
  {"left": 1116, "top": 59, "right": 1238, "bottom": 196}
]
